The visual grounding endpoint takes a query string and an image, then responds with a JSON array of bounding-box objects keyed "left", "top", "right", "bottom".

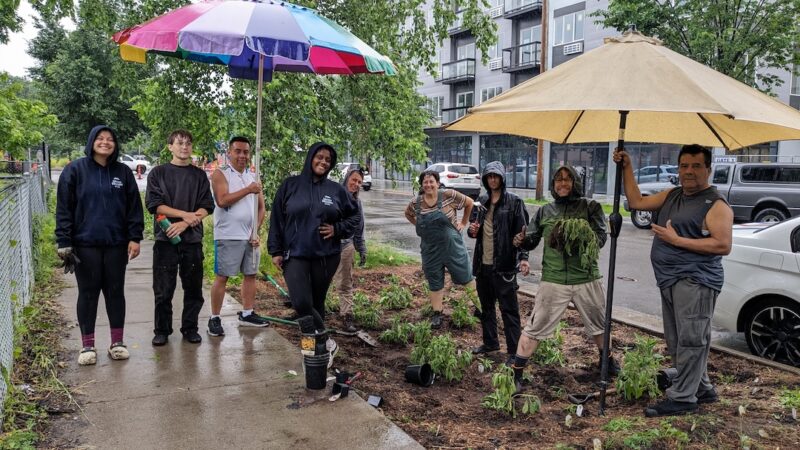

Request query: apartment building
[{"left": 377, "top": 0, "right": 800, "bottom": 195}]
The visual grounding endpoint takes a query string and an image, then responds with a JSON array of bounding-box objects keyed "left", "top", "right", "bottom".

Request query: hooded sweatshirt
[
  {"left": 340, "top": 168, "right": 367, "bottom": 256},
  {"left": 470, "top": 161, "right": 529, "bottom": 275},
  {"left": 520, "top": 166, "right": 607, "bottom": 285},
  {"left": 55, "top": 125, "right": 144, "bottom": 248},
  {"left": 267, "top": 142, "right": 358, "bottom": 259}
]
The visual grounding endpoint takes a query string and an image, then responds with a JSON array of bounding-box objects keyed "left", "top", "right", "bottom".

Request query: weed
[
  {"left": 379, "top": 276, "right": 413, "bottom": 310},
  {"left": 616, "top": 334, "right": 664, "bottom": 401},
  {"left": 779, "top": 388, "right": 800, "bottom": 410},
  {"left": 623, "top": 421, "right": 689, "bottom": 450},
  {"left": 379, "top": 315, "right": 413, "bottom": 345},
  {"left": 449, "top": 296, "right": 478, "bottom": 329},
  {"left": 481, "top": 365, "right": 540, "bottom": 418},
  {"left": 352, "top": 292, "right": 381, "bottom": 329},
  {"left": 718, "top": 373, "right": 736, "bottom": 385},
  {"left": 533, "top": 321, "right": 566, "bottom": 366},
  {"left": 603, "top": 417, "right": 644, "bottom": 432},
  {"left": 325, "top": 290, "right": 340, "bottom": 314},
  {"left": 553, "top": 444, "right": 575, "bottom": 450}
]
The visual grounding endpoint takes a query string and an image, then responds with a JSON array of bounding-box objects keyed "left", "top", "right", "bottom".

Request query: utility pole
[{"left": 535, "top": 0, "right": 548, "bottom": 200}]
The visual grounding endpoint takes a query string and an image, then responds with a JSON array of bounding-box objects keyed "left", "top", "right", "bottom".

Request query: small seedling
[
  {"left": 481, "top": 365, "right": 541, "bottom": 418},
  {"left": 352, "top": 292, "right": 381, "bottom": 329},
  {"left": 449, "top": 296, "right": 478, "bottom": 329},
  {"left": 616, "top": 334, "right": 664, "bottom": 401},
  {"left": 409, "top": 321, "right": 433, "bottom": 364},
  {"left": 379, "top": 315, "right": 413, "bottom": 345},
  {"left": 378, "top": 277, "right": 413, "bottom": 310},
  {"left": 477, "top": 357, "right": 494, "bottom": 373},
  {"left": 533, "top": 321, "right": 567, "bottom": 366}
]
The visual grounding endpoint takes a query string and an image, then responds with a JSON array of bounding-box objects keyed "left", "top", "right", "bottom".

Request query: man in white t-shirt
[{"left": 208, "top": 136, "right": 268, "bottom": 336}]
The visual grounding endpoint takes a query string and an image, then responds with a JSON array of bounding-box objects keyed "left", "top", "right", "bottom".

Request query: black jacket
[
  {"left": 469, "top": 161, "right": 529, "bottom": 275},
  {"left": 55, "top": 125, "right": 144, "bottom": 248},
  {"left": 268, "top": 142, "right": 359, "bottom": 259}
]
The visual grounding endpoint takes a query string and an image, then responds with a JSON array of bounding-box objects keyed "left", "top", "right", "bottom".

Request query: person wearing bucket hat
[
  {"left": 405, "top": 170, "right": 475, "bottom": 329},
  {"left": 467, "top": 161, "right": 529, "bottom": 365},
  {"left": 510, "top": 166, "right": 619, "bottom": 390},
  {"left": 332, "top": 167, "right": 367, "bottom": 332},
  {"left": 55, "top": 125, "right": 144, "bottom": 365}
]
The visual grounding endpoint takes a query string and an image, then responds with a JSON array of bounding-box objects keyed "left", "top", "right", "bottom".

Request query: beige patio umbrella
[{"left": 448, "top": 29, "right": 800, "bottom": 414}]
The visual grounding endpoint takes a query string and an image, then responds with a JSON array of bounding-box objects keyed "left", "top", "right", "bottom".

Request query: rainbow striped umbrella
[{"left": 113, "top": 0, "right": 396, "bottom": 240}]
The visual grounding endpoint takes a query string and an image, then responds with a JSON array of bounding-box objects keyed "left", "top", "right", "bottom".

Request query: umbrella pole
[
  {"left": 253, "top": 54, "right": 265, "bottom": 266},
  {"left": 599, "top": 110, "right": 628, "bottom": 415}
]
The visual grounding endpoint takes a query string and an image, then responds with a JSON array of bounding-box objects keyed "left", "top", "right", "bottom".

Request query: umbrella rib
[
  {"left": 561, "top": 110, "right": 585, "bottom": 144},
  {"left": 696, "top": 113, "right": 732, "bottom": 151}
]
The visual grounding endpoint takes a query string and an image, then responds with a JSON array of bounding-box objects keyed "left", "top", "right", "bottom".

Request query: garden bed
[{"left": 243, "top": 265, "right": 800, "bottom": 449}]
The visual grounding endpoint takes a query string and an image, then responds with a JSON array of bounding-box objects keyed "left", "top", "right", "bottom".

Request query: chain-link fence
[{"left": 0, "top": 161, "right": 49, "bottom": 416}]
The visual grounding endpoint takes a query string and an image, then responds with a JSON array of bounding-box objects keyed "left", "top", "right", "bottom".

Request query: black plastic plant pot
[{"left": 404, "top": 363, "right": 434, "bottom": 387}]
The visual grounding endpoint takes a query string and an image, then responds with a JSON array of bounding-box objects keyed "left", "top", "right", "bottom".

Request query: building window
[
  {"left": 480, "top": 87, "right": 503, "bottom": 103},
  {"left": 457, "top": 42, "right": 476, "bottom": 60},
  {"left": 487, "top": 32, "right": 503, "bottom": 60},
  {"left": 554, "top": 10, "right": 585, "bottom": 46},
  {"left": 427, "top": 96, "right": 444, "bottom": 118}
]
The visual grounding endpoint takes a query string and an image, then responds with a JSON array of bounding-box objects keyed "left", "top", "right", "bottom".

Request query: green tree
[
  {"left": 0, "top": 73, "right": 57, "bottom": 158},
  {"left": 594, "top": 0, "right": 800, "bottom": 92},
  {"left": 1, "top": 0, "right": 75, "bottom": 44}
]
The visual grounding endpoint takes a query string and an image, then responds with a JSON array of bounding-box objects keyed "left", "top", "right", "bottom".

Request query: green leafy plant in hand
[
  {"left": 533, "top": 320, "right": 567, "bottom": 366},
  {"left": 379, "top": 315, "right": 413, "bottom": 344},
  {"left": 352, "top": 292, "right": 381, "bottom": 329},
  {"left": 543, "top": 217, "right": 599, "bottom": 270},
  {"left": 616, "top": 334, "right": 664, "bottom": 401}
]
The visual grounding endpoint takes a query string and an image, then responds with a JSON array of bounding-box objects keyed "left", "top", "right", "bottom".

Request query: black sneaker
[
  {"left": 505, "top": 354, "right": 515, "bottom": 367},
  {"left": 342, "top": 314, "right": 357, "bottom": 333},
  {"left": 471, "top": 344, "right": 500, "bottom": 355},
  {"left": 152, "top": 334, "right": 168, "bottom": 346},
  {"left": 207, "top": 317, "right": 225, "bottom": 336},
  {"left": 238, "top": 311, "right": 270, "bottom": 327},
  {"left": 644, "top": 399, "right": 698, "bottom": 417},
  {"left": 430, "top": 311, "right": 444, "bottom": 329},
  {"left": 696, "top": 388, "right": 719, "bottom": 404},
  {"left": 183, "top": 331, "right": 202, "bottom": 344}
]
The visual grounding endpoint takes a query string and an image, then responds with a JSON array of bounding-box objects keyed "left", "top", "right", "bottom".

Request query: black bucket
[
  {"left": 404, "top": 363, "right": 434, "bottom": 387},
  {"left": 303, "top": 354, "right": 330, "bottom": 390}
]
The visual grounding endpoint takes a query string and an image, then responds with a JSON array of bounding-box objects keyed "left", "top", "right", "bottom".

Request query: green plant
[
  {"left": 616, "top": 334, "right": 665, "bottom": 401},
  {"left": 409, "top": 321, "right": 433, "bottom": 364},
  {"left": 352, "top": 292, "right": 381, "bottom": 329},
  {"left": 411, "top": 333, "right": 472, "bottom": 382},
  {"left": 481, "top": 365, "right": 540, "bottom": 418},
  {"left": 533, "top": 321, "right": 566, "bottom": 366},
  {"left": 603, "top": 417, "right": 644, "bottom": 432},
  {"left": 325, "top": 290, "right": 340, "bottom": 314},
  {"left": 779, "top": 388, "right": 800, "bottom": 410},
  {"left": 379, "top": 276, "right": 413, "bottom": 310},
  {"left": 623, "top": 421, "right": 689, "bottom": 450},
  {"left": 379, "top": 315, "right": 413, "bottom": 344},
  {"left": 449, "top": 296, "right": 478, "bottom": 329},
  {"left": 361, "top": 241, "right": 418, "bottom": 269},
  {"left": 420, "top": 302, "right": 434, "bottom": 317},
  {"left": 477, "top": 357, "right": 494, "bottom": 373},
  {"left": 543, "top": 217, "right": 600, "bottom": 270}
]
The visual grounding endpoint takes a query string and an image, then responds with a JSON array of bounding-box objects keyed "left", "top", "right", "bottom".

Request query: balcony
[
  {"left": 442, "top": 106, "right": 472, "bottom": 124},
  {"left": 503, "top": 0, "right": 542, "bottom": 19},
  {"left": 448, "top": 11, "right": 469, "bottom": 36},
  {"left": 502, "top": 42, "right": 541, "bottom": 72},
  {"left": 438, "top": 58, "right": 476, "bottom": 84}
]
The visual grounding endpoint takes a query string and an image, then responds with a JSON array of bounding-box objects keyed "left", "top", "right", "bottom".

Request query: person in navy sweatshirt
[
  {"left": 268, "top": 142, "right": 358, "bottom": 360},
  {"left": 55, "top": 125, "right": 144, "bottom": 366}
]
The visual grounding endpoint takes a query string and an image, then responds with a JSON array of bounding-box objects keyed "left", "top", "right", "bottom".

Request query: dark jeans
[
  {"left": 476, "top": 265, "right": 521, "bottom": 354},
  {"left": 152, "top": 241, "right": 204, "bottom": 336},
  {"left": 74, "top": 245, "right": 128, "bottom": 336},
  {"left": 283, "top": 254, "right": 341, "bottom": 331}
]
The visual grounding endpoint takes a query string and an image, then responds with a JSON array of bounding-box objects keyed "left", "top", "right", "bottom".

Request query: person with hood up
[
  {"left": 268, "top": 142, "right": 359, "bottom": 357},
  {"left": 510, "top": 166, "right": 618, "bottom": 390},
  {"left": 332, "top": 168, "right": 367, "bottom": 332},
  {"left": 404, "top": 170, "right": 475, "bottom": 329},
  {"left": 467, "top": 161, "right": 529, "bottom": 364},
  {"left": 55, "top": 125, "right": 144, "bottom": 365}
]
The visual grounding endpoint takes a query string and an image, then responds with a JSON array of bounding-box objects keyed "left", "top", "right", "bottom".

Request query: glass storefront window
[
  {"left": 479, "top": 135, "right": 538, "bottom": 189},
  {"left": 550, "top": 143, "right": 609, "bottom": 195}
]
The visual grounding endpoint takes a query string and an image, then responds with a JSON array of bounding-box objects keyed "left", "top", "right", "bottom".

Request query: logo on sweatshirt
[
  {"left": 111, "top": 177, "right": 123, "bottom": 189},
  {"left": 321, "top": 195, "right": 334, "bottom": 206}
]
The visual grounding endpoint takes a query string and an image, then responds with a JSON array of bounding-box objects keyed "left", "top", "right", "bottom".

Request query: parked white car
[
  {"left": 713, "top": 216, "right": 800, "bottom": 367},
  {"left": 119, "top": 154, "right": 151, "bottom": 174},
  {"left": 427, "top": 162, "right": 481, "bottom": 199},
  {"left": 632, "top": 165, "right": 678, "bottom": 184},
  {"left": 331, "top": 162, "right": 372, "bottom": 191}
]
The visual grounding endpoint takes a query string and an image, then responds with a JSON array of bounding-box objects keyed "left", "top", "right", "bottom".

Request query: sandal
[
  {"left": 78, "top": 347, "right": 97, "bottom": 366},
  {"left": 108, "top": 342, "right": 129, "bottom": 361}
]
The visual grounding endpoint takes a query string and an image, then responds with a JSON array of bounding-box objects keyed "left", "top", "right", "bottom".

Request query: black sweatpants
[
  {"left": 476, "top": 266, "right": 522, "bottom": 354},
  {"left": 74, "top": 245, "right": 128, "bottom": 336},
  {"left": 283, "top": 254, "right": 341, "bottom": 331},
  {"left": 152, "top": 241, "right": 205, "bottom": 336}
]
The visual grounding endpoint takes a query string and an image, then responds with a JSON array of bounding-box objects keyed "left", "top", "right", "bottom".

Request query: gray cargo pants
[{"left": 660, "top": 278, "right": 717, "bottom": 403}]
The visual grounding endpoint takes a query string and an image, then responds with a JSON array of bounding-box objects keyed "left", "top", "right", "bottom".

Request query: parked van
[{"left": 624, "top": 162, "right": 800, "bottom": 228}]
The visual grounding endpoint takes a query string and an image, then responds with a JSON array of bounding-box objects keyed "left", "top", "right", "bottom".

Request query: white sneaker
[
  {"left": 78, "top": 347, "right": 97, "bottom": 366},
  {"left": 326, "top": 338, "right": 338, "bottom": 369},
  {"left": 108, "top": 342, "right": 129, "bottom": 360}
]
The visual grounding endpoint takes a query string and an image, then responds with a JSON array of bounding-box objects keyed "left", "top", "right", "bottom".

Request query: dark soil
[{"left": 244, "top": 265, "right": 800, "bottom": 450}]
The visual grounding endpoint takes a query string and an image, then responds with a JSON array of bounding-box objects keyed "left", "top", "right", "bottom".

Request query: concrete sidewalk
[{"left": 48, "top": 241, "right": 422, "bottom": 449}]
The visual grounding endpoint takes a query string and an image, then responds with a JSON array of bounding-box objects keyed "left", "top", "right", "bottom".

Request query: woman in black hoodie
[
  {"left": 268, "top": 143, "right": 358, "bottom": 354},
  {"left": 55, "top": 125, "right": 144, "bottom": 366}
]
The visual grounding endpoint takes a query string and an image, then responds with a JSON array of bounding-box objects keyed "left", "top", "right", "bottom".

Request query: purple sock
[
  {"left": 82, "top": 333, "right": 95, "bottom": 348},
  {"left": 111, "top": 328, "right": 124, "bottom": 344}
]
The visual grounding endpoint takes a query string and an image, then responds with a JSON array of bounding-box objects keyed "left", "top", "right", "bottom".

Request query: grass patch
[{"left": 362, "top": 241, "right": 417, "bottom": 268}]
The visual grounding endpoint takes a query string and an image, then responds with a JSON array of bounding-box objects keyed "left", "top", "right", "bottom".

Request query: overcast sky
[{"left": 0, "top": 1, "right": 38, "bottom": 78}]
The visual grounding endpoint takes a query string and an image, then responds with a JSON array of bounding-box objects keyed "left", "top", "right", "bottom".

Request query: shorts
[
  {"left": 521, "top": 279, "right": 606, "bottom": 340},
  {"left": 214, "top": 240, "right": 259, "bottom": 276},
  {"left": 422, "top": 253, "right": 473, "bottom": 292}
]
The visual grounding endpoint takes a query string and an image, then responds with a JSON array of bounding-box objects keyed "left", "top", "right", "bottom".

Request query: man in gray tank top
[{"left": 615, "top": 144, "right": 733, "bottom": 417}]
